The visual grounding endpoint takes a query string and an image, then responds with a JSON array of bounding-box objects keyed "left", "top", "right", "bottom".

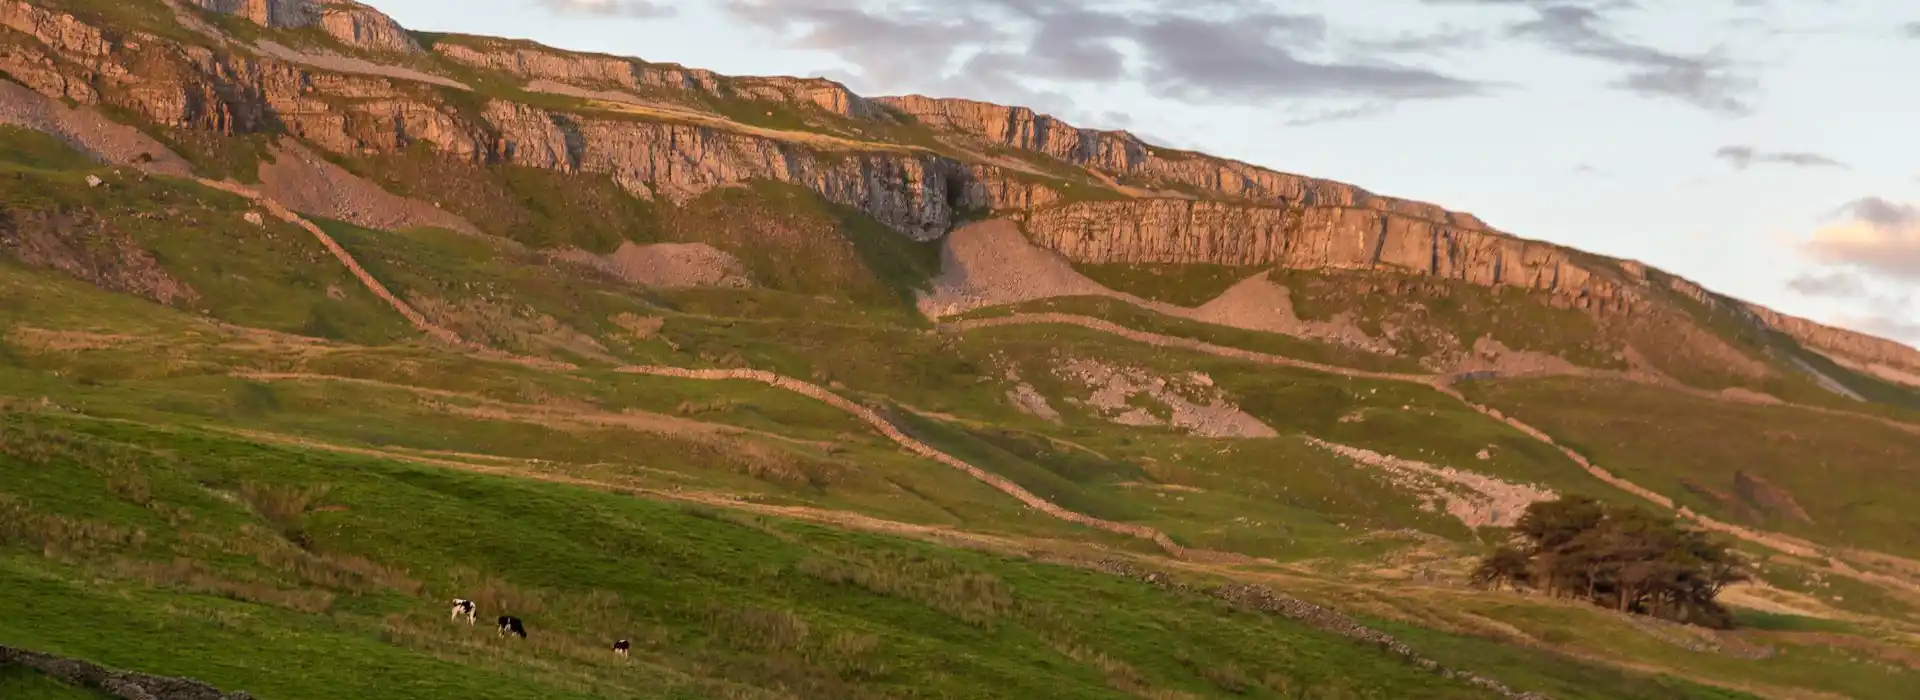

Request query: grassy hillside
[
  {"left": 0, "top": 410, "right": 1523, "bottom": 700},
  {"left": 1464, "top": 377, "right": 1920, "bottom": 560},
  {"left": 5, "top": 33, "right": 1920, "bottom": 699}
]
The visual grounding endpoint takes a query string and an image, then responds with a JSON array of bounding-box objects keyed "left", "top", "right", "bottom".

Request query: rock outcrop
[
  {"left": 2, "top": 0, "right": 1912, "bottom": 371},
  {"left": 880, "top": 95, "right": 1492, "bottom": 228},
  {"left": 1, "top": 644, "right": 255, "bottom": 700},
  {"left": 191, "top": 0, "right": 420, "bottom": 53},
  {"left": 1743, "top": 302, "right": 1920, "bottom": 373},
  {"left": 1025, "top": 199, "right": 1646, "bottom": 314},
  {"left": 431, "top": 36, "right": 881, "bottom": 118}
]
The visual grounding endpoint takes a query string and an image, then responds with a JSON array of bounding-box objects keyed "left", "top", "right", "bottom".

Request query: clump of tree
[{"left": 1473, "top": 496, "right": 1747, "bottom": 628}]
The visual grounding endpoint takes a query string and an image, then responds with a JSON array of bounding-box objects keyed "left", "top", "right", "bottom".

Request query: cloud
[
  {"left": 1281, "top": 102, "right": 1397, "bottom": 127},
  {"left": 1424, "top": 0, "right": 1755, "bottom": 114},
  {"left": 1350, "top": 26, "right": 1486, "bottom": 55},
  {"left": 724, "top": 0, "right": 1487, "bottom": 108},
  {"left": 1504, "top": 5, "right": 1755, "bottom": 114},
  {"left": 1714, "top": 145, "right": 1848, "bottom": 170},
  {"left": 1905, "top": 21, "right": 1920, "bottom": 39},
  {"left": 1802, "top": 197, "right": 1920, "bottom": 283},
  {"left": 536, "top": 0, "right": 675, "bottom": 17},
  {"left": 1786, "top": 271, "right": 1869, "bottom": 298}
]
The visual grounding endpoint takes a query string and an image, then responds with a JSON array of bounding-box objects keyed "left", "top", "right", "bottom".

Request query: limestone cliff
[
  {"left": 430, "top": 36, "right": 881, "bottom": 119},
  {"left": 1, "top": 0, "right": 1912, "bottom": 374},
  {"left": 879, "top": 95, "right": 1491, "bottom": 229},
  {"left": 1025, "top": 199, "right": 1644, "bottom": 314},
  {"left": 191, "top": 0, "right": 420, "bottom": 53}
]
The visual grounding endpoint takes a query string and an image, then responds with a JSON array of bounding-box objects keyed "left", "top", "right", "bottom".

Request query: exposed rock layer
[
  {"left": 191, "top": 0, "right": 420, "bottom": 53},
  {"left": 1, "top": 644, "right": 255, "bottom": 700},
  {"left": 1, "top": 0, "right": 1912, "bottom": 370}
]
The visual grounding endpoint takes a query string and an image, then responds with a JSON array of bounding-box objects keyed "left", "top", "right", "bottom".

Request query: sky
[{"left": 371, "top": 0, "right": 1919, "bottom": 346}]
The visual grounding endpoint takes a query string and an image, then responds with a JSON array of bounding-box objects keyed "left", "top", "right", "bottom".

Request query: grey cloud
[
  {"left": 1350, "top": 26, "right": 1487, "bottom": 55},
  {"left": 1281, "top": 102, "right": 1396, "bottom": 127},
  {"left": 1134, "top": 15, "right": 1482, "bottom": 102},
  {"left": 1904, "top": 21, "right": 1920, "bottom": 38},
  {"left": 1714, "top": 145, "right": 1848, "bottom": 170},
  {"left": 725, "top": 0, "right": 1486, "bottom": 106},
  {"left": 1845, "top": 197, "right": 1920, "bottom": 229},
  {"left": 1507, "top": 5, "right": 1755, "bottom": 114},
  {"left": 1786, "top": 271, "right": 1869, "bottom": 298},
  {"left": 536, "top": 0, "right": 675, "bottom": 17}
]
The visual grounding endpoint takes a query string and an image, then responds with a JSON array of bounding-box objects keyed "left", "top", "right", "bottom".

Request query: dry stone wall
[{"left": 1, "top": 645, "right": 254, "bottom": 700}]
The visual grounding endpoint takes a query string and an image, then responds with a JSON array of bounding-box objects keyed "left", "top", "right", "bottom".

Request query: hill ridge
[{"left": 3, "top": 0, "right": 1910, "bottom": 378}]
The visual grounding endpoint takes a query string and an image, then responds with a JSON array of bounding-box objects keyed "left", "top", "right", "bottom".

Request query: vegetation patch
[
  {"left": 1273, "top": 269, "right": 1625, "bottom": 370},
  {"left": 1473, "top": 496, "right": 1747, "bottom": 628},
  {"left": 1071, "top": 263, "right": 1266, "bottom": 307},
  {"left": 1465, "top": 377, "right": 1920, "bottom": 559}
]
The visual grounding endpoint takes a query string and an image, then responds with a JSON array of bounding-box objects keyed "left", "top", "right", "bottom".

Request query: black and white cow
[
  {"left": 612, "top": 639, "right": 630, "bottom": 658},
  {"left": 449, "top": 599, "right": 477, "bottom": 625},
  {"left": 498, "top": 615, "right": 526, "bottom": 639}
]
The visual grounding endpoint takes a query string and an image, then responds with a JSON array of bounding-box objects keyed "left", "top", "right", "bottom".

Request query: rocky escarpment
[
  {"left": 1, "top": 644, "right": 254, "bottom": 700},
  {"left": 880, "top": 95, "right": 1492, "bottom": 229},
  {"left": 1026, "top": 199, "right": 1647, "bottom": 314},
  {"left": 2, "top": 0, "right": 1911, "bottom": 370},
  {"left": 1743, "top": 303, "right": 1920, "bottom": 374},
  {"left": 430, "top": 36, "right": 882, "bottom": 119},
  {"left": 0, "top": 1, "right": 968, "bottom": 238},
  {"left": 190, "top": 0, "right": 419, "bottom": 53},
  {"left": 1666, "top": 275, "right": 1920, "bottom": 375}
]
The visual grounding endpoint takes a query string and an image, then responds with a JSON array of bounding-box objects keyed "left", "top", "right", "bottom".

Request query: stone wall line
[{"left": 0, "top": 644, "right": 253, "bottom": 700}]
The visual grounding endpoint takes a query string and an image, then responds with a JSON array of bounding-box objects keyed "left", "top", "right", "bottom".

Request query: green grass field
[
  {"left": 0, "top": 410, "right": 1527, "bottom": 700},
  {"left": 1463, "top": 377, "right": 1920, "bottom": 560},
  {"left": 5, "top": 36, "right": 1920, "bottom": 699}
]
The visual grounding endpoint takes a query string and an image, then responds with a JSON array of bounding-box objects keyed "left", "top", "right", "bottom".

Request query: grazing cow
[
  {"left": 450, "top": 599, "right": 477, "bottom": 625},
  {"left": 612, "top": 639, "right": 630, "bottom": 658},
  {"left": 498, "top": 615, "right": 526, "bottom": 639}
]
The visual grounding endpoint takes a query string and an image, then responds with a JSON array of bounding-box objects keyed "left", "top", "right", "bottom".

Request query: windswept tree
[{"left": 1475, "top": 496, "right": 1748, "bottom": 628}]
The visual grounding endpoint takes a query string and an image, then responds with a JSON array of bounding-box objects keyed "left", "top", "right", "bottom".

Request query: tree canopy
[{"left": 1473, "top": 496, "right": 1748, "bottom": 628}]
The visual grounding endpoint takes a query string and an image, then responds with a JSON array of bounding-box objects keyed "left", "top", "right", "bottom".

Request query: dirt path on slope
[
  {"left": 948, "top": 313, "right": 1435, "bottom": 384},
  {"left": 192, "top": 178, "right": 466, "bottom": 347},
  {"left": 609, "top": 365, "right": 1236, "bottom": 561}
]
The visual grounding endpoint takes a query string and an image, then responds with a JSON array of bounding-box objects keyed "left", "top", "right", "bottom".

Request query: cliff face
[
  {"left": 2, "top": 0, "right": 1913, "bottom": 371},
  {"left": 1026, "top": 199, "right": 1644, "bottom": 314},
  {"left": 191, "top": 0, "right": 420, "bottom": 53},
  {"left": 879, "top": 95, "right": 1491, "bottom": 230},
  {"left": 430, "top": 37, "right": 880, "bottom": 119},
  {"left": 1744, "top": 304, "right": 1920, "bottom": 373}
]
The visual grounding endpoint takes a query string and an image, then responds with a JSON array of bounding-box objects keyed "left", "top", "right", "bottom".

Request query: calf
[
  {"left": 612, "top": 639, "right": 630, "bottom": 658},
  {"left": 449, "top": 599, "right": 477, "bottom": 625},
  {"left": 498, "top": 615, "right": 526, "bottom": 639}
]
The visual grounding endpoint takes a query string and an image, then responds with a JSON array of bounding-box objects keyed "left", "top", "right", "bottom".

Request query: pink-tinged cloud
[{"left": 1804, "top": 197, "right": 1920, "bottom": 283}]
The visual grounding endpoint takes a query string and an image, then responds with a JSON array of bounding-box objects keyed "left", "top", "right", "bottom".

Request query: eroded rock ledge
[
  {"left": 0, "top": 644, "right": 255, "bottom": 700},
  {"left": 2, "top": 0, "right": 1912, "bottom": 370}
]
